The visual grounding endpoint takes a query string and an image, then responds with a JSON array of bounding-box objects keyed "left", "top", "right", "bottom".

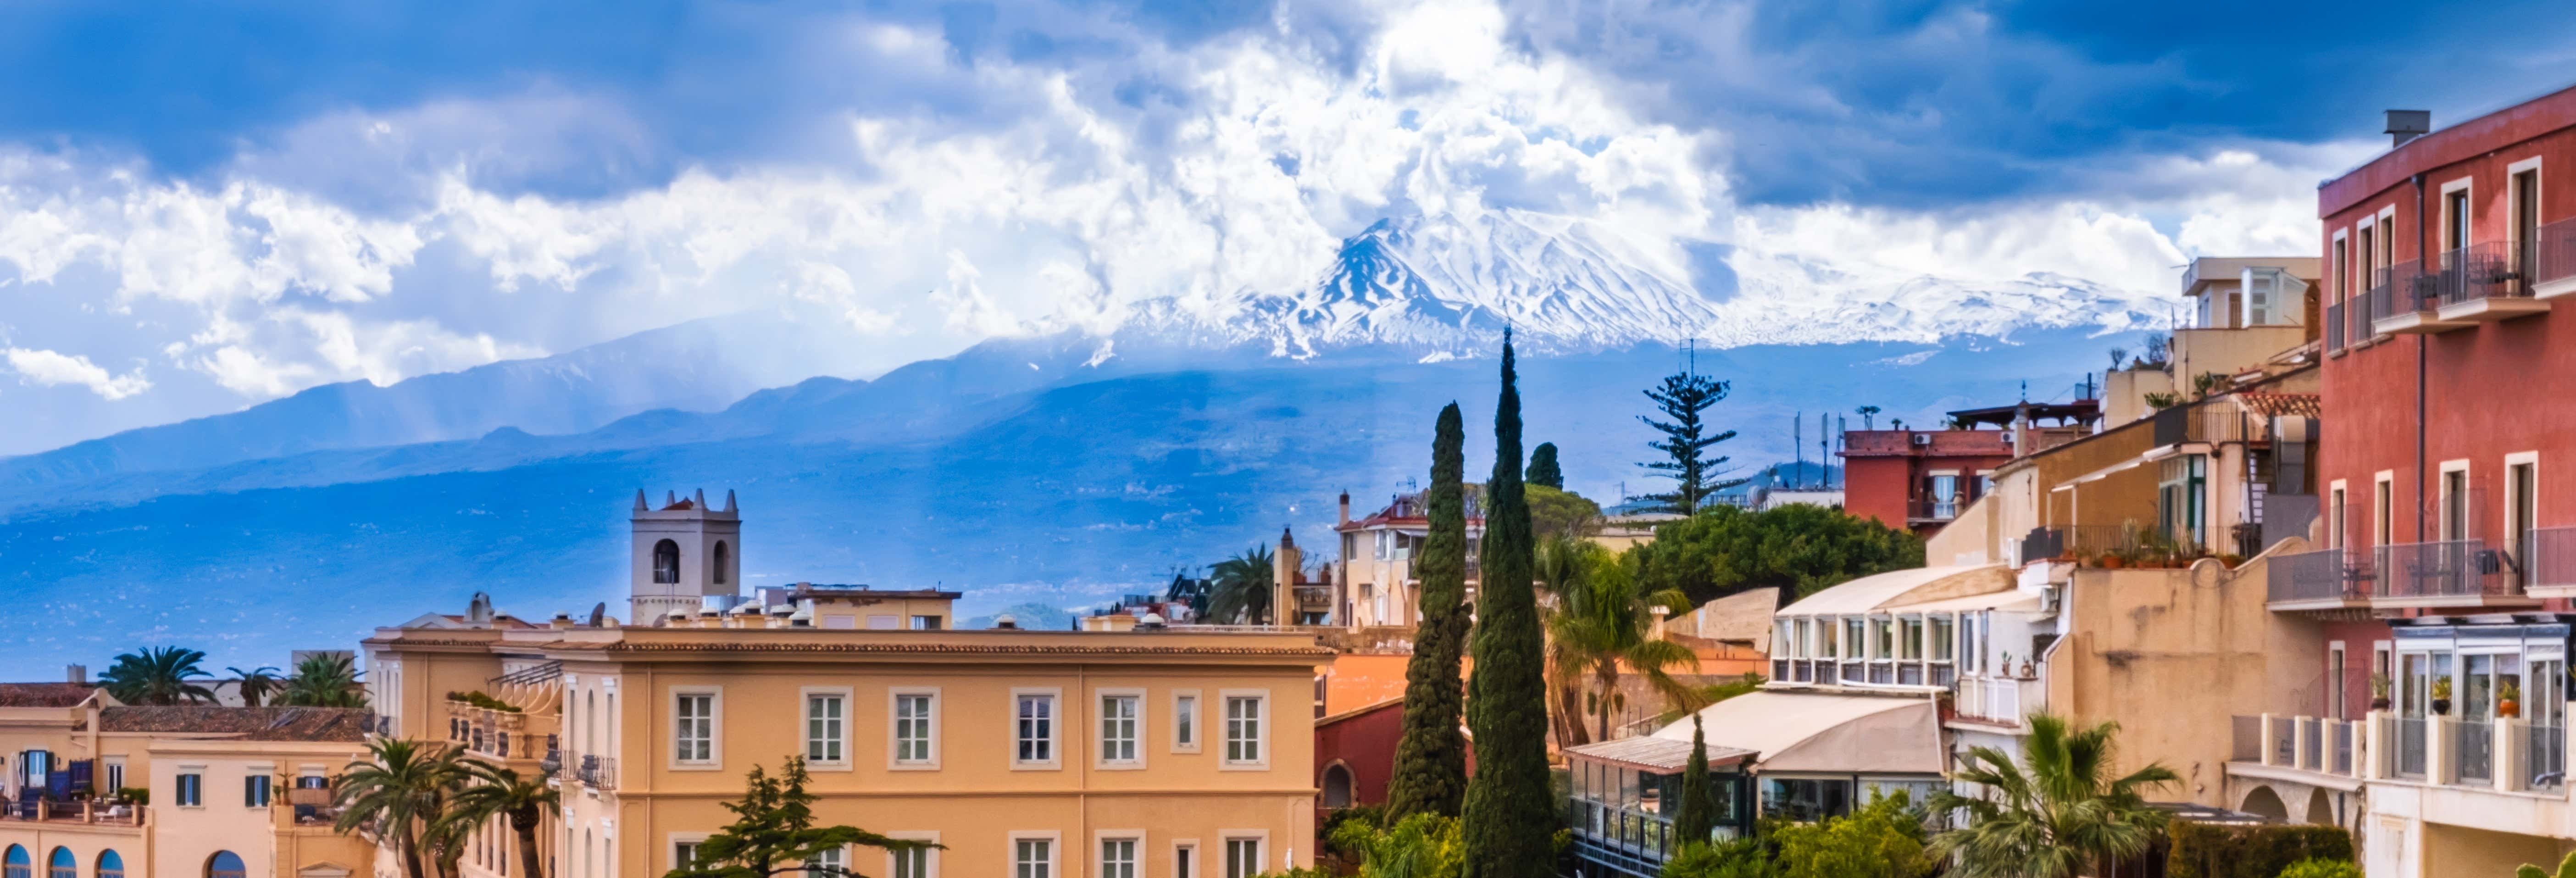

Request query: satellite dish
[{"left": 588, "top": 602, "right": 607, "bottom": 627}]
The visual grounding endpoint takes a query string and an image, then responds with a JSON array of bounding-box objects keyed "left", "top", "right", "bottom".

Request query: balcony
[
  {"left": 1908, "top": 497, "right": 1962, "bottom": 523},
  {"left": 2325, "top": 301, "right": 2347, "bottom": 353},
  {"left": 1950, "top": 675, "right": 2037, "bottom": 728},
  {"left": 2531, "top": 217, "right": 2576, "bottom": 300},
  {"left": 0, "top": 799, "right": 147, "bottom": 828},
  {"left": 2149, "top": 402, "right": 2250, "bottom": 450},
  {"left": 2371, "top": 260, "right": 2476, "bottom": 334},
  {"left": 576, "top": 755, "right": 617, "bottom": 791},
  {"left": 2521, "top": 526, "right": 2576, "bottom": 599},
  {"left": 2433, "top": 241, "right": 2554, "bottom": 323},
  {"left": 2226, "top": 714, "right": 2364, "bottom": 786},
  {"left": 2265, "top": 547, "right": 2371, "bottom": 612},
  {"left": 2371, "top": 539, "right": 2537, "bottom": 608}
]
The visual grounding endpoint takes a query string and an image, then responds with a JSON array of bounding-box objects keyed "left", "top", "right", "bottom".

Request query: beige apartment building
[
  {"left": 365, "top": 491, "right": 1327, "bottom": 878},
  {"left": 0, "top": 683, "right": 373, "bottom": 878}
]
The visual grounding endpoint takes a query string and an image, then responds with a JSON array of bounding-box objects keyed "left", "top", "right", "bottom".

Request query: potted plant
[
  {"left": 2501, "top": 679, "right": 2522, "bottom": 718},
  {"left": 2099, "top": 552, "right": 2124, "bottom": 569},
  {"left": 2370, "top": 673, "right": 2392, "bottom": 711},
  {"left": 2431, "top": 676, "right": 2453, "bottom": 716}
]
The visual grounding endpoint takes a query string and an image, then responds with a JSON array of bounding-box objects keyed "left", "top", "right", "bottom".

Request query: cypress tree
[
  {"left": 1672, "top": 714, "right": 1716, "bottom": 845},
  {"left": 1526, "top": 442, "right": 1563, "bottom": 489},
  {"left": 1460, "top": 329, "right": 1556, "bottom": 878},
  {"left": 1383, "top": 403, "right": 1472, "bottom": 819}
]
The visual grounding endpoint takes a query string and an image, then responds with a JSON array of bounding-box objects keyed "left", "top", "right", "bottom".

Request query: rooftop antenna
[
  {"left": 1817, "top": 411, "right": 1828, "bottom": 490},
  {"left": 1792, "top": 412, "right": 1803, "bottom": 490}
]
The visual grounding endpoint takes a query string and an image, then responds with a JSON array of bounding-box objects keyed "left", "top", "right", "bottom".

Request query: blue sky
[{"left": 5, "top": 0, "right": 2576, "bottom": 453}]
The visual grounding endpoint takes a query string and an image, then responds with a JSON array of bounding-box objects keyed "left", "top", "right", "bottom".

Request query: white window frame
[
  {"left": 2373, "top": 470, "right": 2396, "bottom": 548},
  {"left": 1171, "top": 689, "right": 1202, "bottom": 753},
  {"left": 2439, "top": 459, "right": 2472, "bottom": 542},
  {"left": 2329, "top": 480, "right": 2349, "bottom": 550},
  {"left": 1009, "top": 831, "right": 1061, "bottom": 878},
  {"left": 802, "top": 686, "right": 851, "bottom": 769},
  {"left": 1219, "top": 832, "right": 1269, "bottom": 878},
  {"left": 807, "top": 844, "right": 848, "bottom": 876},
  {"left": 2332, "top": 228, "right": 2351, "bottom": 303},
  {"left": 2506, "top": 451, "right": 2541, "bottom": 563},
  {"left": 175, "top": 769, "right": 204, "bottom": 808},
  {"left": 885, "top": 831, "right": 939, "bottom": 878},
  {"left": 1096, "top": 688, "right": 1146, "bottom": 769},
  {"left": 1219, "top": 689, "right": 1270, "bottom": 770},
  {"left": 671, "top": 687, "right": 722, "bottom": 770},
  {"left": 1173, "top": 840, "right": 1200, "bottom": 878},
  {"left": 1011, "top": 688, "right": 1063, "bottom": 770},
  {"left": 2440, "top": 176, "right": 2476, "bottom": 252},
  {"left": 670, "top": 833, "right": 711, "bottom": 872},
  {"left": 889, "top": 687, "right": 942, "bottom": 770},
  {"left": 1095, "top": 831, "right": 1145, "bottom": 878}
]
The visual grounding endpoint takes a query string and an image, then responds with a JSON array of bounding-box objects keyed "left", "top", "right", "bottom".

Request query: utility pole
[{"left": 1793, "top": 412, "right": 1802, "bottom": 491}]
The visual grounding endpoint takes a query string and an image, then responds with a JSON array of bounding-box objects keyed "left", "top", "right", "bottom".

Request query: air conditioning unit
[{"left": 1911, "top": 433, "right": 1932, "bottom": 447}]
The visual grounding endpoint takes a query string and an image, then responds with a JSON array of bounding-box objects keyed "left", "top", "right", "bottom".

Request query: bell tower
[{"left": 630, "top": 488, "right": 743, "bottom": 625}]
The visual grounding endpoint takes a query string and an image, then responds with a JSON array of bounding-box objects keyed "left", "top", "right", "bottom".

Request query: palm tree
[
  {"left": 430, "top": 761, "right": 557, "bottom": 878},
  {"left": 100, "top": 646, "right": 217, "bottom": 705},
  {"left": 228, "top": 666, "right": 283, "bottom": 707},
  {"left": 335, "top": 738, "right": 466, "bottom": 878},
  {"left": 1543, "top": 540, "right": 1698, "bottom": 742},
  {"left": 1205, "top": 545, "right": 1277, "bottom": 624},
  {"left": 280, "top": 653, "right": 367, "bottom": 707},
  {"left": 1926, "top": 714, "right": 2181, "bottom": 878},
  {"left": 1534, "top": 537, "right": 1597, "bottom": 749}
]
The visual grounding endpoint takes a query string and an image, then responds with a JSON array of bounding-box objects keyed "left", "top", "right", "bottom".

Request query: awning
[
  {"left": 1883, "top": 589, "right": 2044, "bottom": 614},
  {"left": 2052, "top": 456, "right": 2149, "bottom": 491},
  {"left": 1776, "top": 565, "right": 2009, "bottom": 617},
  {"left": 1652, "top": 691, "right": 1944, "bottom": 775},
  {"left": 1565, "top": 736, "right": 1757, "bottom": 772}
]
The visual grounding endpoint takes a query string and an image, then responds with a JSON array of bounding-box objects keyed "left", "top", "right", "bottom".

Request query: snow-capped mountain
[{"left": 1122, "top": 208, "right": 2179, "bottom": 358}]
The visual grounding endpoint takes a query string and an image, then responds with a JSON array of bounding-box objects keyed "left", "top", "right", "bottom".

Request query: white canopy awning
[
  {"left": 1776, "top": 564, "right": 2011, "bottom": 617},
  {"left": 1653, "top": 690, "right": 1945, "bottom": 775}
]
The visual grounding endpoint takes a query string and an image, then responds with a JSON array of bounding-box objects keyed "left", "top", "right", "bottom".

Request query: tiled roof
[
  {"left": 1564, "top": 735, "right": 1756, "bottom": 772},
  {"left": 0, "top": 683, "right": 101, "bottom": 707},
  {"left": 2233, "top": 392, "right": 2321, "bottom": 420},
  {"left": 99, "top": 706, "right": 371, "bottom": 742}
]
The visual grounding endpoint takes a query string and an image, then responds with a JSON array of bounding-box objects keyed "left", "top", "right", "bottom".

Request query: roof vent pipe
[{"left": 2386, "top": 110, "right": 2432, "bottom": 147}]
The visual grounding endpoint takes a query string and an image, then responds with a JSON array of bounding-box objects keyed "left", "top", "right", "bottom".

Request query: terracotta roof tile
[
  {"left": 0, "top": 683, "right": 100, "bottom": 707},
  {"left": 99, "top": 706, "right": 371, "bottom": 742},
  {"left": 2234, "top": 392, "right": 2321, "bottom": 420}
]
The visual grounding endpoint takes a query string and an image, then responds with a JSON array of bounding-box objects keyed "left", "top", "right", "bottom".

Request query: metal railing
[
  {"left": 577, "top": 755, "right": 617, "bottom": 791},
  {"left": 1571, "top": 801, "right": 1679, "bottom": 877},
  {"left": 2372, "top": 260, "right": 2435, "bottom": 317},
  {"left": 1910, "top": 497, "right": 1962, "bottom": 521},
  {"left": 2459, "top": 719, "right": 2494, "bottom": 784},
  {"left": 2374, "top": 540, "right": 2507, "bottom": 599},
  {"left": 2531, "top": 723, "right": 2566, "bottom": 789},
  {"left": 2432, "top": 242, "right": 2528, "bottom": 306},
  {"left": 2539, "top": 218, "right": 2576, "bottom": 291},
  {"left": 2268, "top": 547, "right": 2367, "bottom": 603},
  {"left": 2325, "top": 301, "right": 2347, "bottom": 351},
  {"left": 2351, "top": 283, "right": 2384, "bottom": 341},
  {"left": 2398, "top": 717, "right": 2427, "bottom": 778},
  {"left": 2528, "top": 527, "right": 2576, "bottom": 589}
]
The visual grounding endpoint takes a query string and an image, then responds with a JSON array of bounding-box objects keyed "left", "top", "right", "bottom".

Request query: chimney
[
  {"left": 65, "top": 664, "right": 86, "bottom": 684},
  {"left": 1338, "top": 491, "right": 1350, "bottom": 525},
  {"left": 2386, "top": 110, "right": 2431, "bottom": 148},
  {"left": 550, "top": 613, "right": 575, "bottom": 631}
]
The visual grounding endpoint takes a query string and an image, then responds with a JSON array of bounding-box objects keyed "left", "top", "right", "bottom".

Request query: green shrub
[
  {"left": 1660, "top": 838, "right": 1776, "bottom": 878},
  {"left": 1330, "top": 812, "right": 1462, "bottom": 878},
  {"left": 2276, "top": 858, "right": 2360, "bottom": 878},
  {"left": 2165, "top": 821, "right": 2353, "bottom": 878}
]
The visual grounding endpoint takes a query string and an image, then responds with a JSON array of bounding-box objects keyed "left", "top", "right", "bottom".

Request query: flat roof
[{"left": 1566, "top": 735, "right": 1756, "bottom": 772}]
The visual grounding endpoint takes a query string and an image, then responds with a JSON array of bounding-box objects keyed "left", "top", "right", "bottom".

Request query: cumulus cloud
[{"left": 4, "top": 347, "right": 151, "bottom": 400}]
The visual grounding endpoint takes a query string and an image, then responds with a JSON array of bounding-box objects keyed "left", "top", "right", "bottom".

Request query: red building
[
  {"left": 2302, "top": 87, "right": 2576, "bottom": 743},
  {"left": 1841, "top": 400, "right": 2097, "bottom": 539}
]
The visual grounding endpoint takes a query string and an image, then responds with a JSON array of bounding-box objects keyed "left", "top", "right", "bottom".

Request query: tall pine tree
[
  {"left": 1672, "top": 714, "right": 1716, "bottom": 845},
  {"left": 1525, "top": 442, "right": 1563, "bottom": 489},
  {"left": 1461, "top": 329, "right": 1557, "bottom": 878},
  {"left": 1383, "top": 403, "right": 1472, "bottom": 819},
  {"left": 1640, "top": 369, "right": 1746, "bottom": 514}
]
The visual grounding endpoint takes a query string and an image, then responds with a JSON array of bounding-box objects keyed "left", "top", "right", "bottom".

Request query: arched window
[
  {"left": 6, "top": 845, "right": 30, "bottom": 878},
  {"left": 46, "top": 848, "right": 71, "bottom": 878},
  {"left": 653, "top": 539, "right": 681, "bottom": 584},
  {"left": 712, "top": 541, "right": 729, "bottom": 585},
  {"left": 207, "top": 850, "right": 246, "bottom": 878},
  {"left": 1321, "top": 763, "right": 1354, "bottom": 808},
  {"left": 96, "top": 850, "right": 124, "bottom": 878}
]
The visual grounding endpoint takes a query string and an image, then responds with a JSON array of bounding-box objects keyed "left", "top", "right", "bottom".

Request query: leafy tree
[
  {"left": 1632, "top": 504, "right": 1923, "bottom": 605},
  {"left": 667, "top": 756, "right": 936, "bottom": 878},
  {"left": 1545, "top": 541, "right": 1696, "bottom": 741},
  {"left": 2519, "top": 852, "right": 2576, "bottom": 878},
  {"left": 100, "top": 646, "right": 217, "bottom": 705},
  {"left": 1854, "top": 406, "right": 1881, "bottom": 431},
  {"left": 1671, "top": 715, "right": 1717, "bottom": 846},
  {"left": 2284, "top": 860, "right": 2363, "bottom": 878},
  {"left": 1770, "top": 792, "right": 1933, "bottom": 878},
  {"left": 1659, "top": 838, "right": 1774, "bottom": 878},
  {"left": 430, "top": 761, "right": 558, "bottom": 878},
  {"left": 1206, "top": 545, "right": 1278, "bottom": 624},
  {"left": 1926, "top": 714, "right": 2179, "bottom": 878},
  {"left": 1329, "top": 811, "right": 1464, "bottom": 878},
  {"left": 228, "top": 666, "right": 283, "bottom": 707},
  {"left": 280, "top": 653, "right": 369, "bottom": 707},
  {"left": 1638, "top": 370, "right": 1746, "bottom": 514},
  {"left": 1526, "top": 485, "right": 1602, "bottom": 541},
  {"left": 1460, "top": 329, "right": 1555, "bottom": 878},
  {"left": 1526, "top": 442, "right": 1563, "bottom": 489},
  {"left": 334, "top": 738, "right": 466, "bottom": 878},
  {"left": 1385, "top": 403, "right": 1472, "bottom": 821}
]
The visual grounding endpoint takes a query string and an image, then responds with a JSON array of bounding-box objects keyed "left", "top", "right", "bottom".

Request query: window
[
  {"left": 1014, "top": 839, "right": 1053, "bottom": 878},
  {"left": 889, "top": 840, "right": 935, "bottom": 878},
  {"left": 177, "top": 773, "right": 203, "bottom": 806},
  {"left": 1900, "top": 617, "right": 1923, "bottom": 661},
  {"left": 94, "top": 851, "right": 122, "bottom": 878},
  {"left": 893, "top": 691, "right": 937, "bottom": 766},
  {"left": 1173, "top": 692, "right": 1200, "bottom": 752},
  {"left": 806, "top": 695, "right": 845, "bottom": 763},
  {"left": 2329, "top": 644, "right": 2348, "bottom": 720},
  {"left": 2329, "top": 487, "right": 2347, "bottom": 549},
  {"left": 1176, "top": 844, "right": 1197, "bottom": 878},
  {"left": 1016, "top": 692, "right": 1057, "bottom": 765},
  {"left": 2510, "top": 457, "right": 2539, "bottom": 581},
  {"left": 1844, "top": 618, "right": 1865, "bottom": 659},
  {"left": 674, "top": 842, "right": 700, "bottom": 871},
  {"left": 807, "top": 846, "right": 844, "bottom": 877},
  {"left": 675, "top": 691, "right": 716, "bottom": 764},
  {"left": 103, "top": 758, "right": 123, "bottom": 793},
  {"left": 1929, "top": 617, "right": 1954, "bottom": 661},
  {"left": 2374, "top": 477, "right": 2394, "bottom": 547},
  {"left": 2334, "top": 235, "right": 2351, "bottom": 302},
  {"left": 653, "top": 539, "right": 681, "bottom": 584},
  {"left": 1224, "top": 695, "right": 1265, "bottom": 765},
  {"left": 2441, "top": 466, "right": 2469, "bottom": 542},
  {"left": 910, "top": 615, "right": 942, "bottom": 630},
  {"left": 205, "top": 851, "right": 246, "bottom": 878},
  {"left": 244, "top": 774, "right": 271, "bottom": 807},
  {"left": 1100, "top": 839, "right": 1138, "bottom": 878},
  {"left": 46, "top": 848, "right": 70, "bottom": 878},
  {"left": 1224, "top": 839, "right": 1261, "bottom": 878},
  {"left": 712, "top": 541, "right": 729, "bottom": 585},
  {"left": 2, "top": 847, "right": 22, "bottom": 878},
  {"left": 1099, "top": 694, "right": 1141, "bottom": 765},
  {"left": 2446, "top": 187, "right": 2471, "bottom": 251},
  {"left": 1871, "top": 617, "right": 1893, "bottom": 660},
  {"left": 2515, "top": 167, "right": 2542, "bottom": 279}
]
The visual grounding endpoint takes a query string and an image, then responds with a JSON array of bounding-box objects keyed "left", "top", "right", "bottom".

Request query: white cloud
[{"left": 4, "top": 347, "right": 152, "bottom": 400}]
